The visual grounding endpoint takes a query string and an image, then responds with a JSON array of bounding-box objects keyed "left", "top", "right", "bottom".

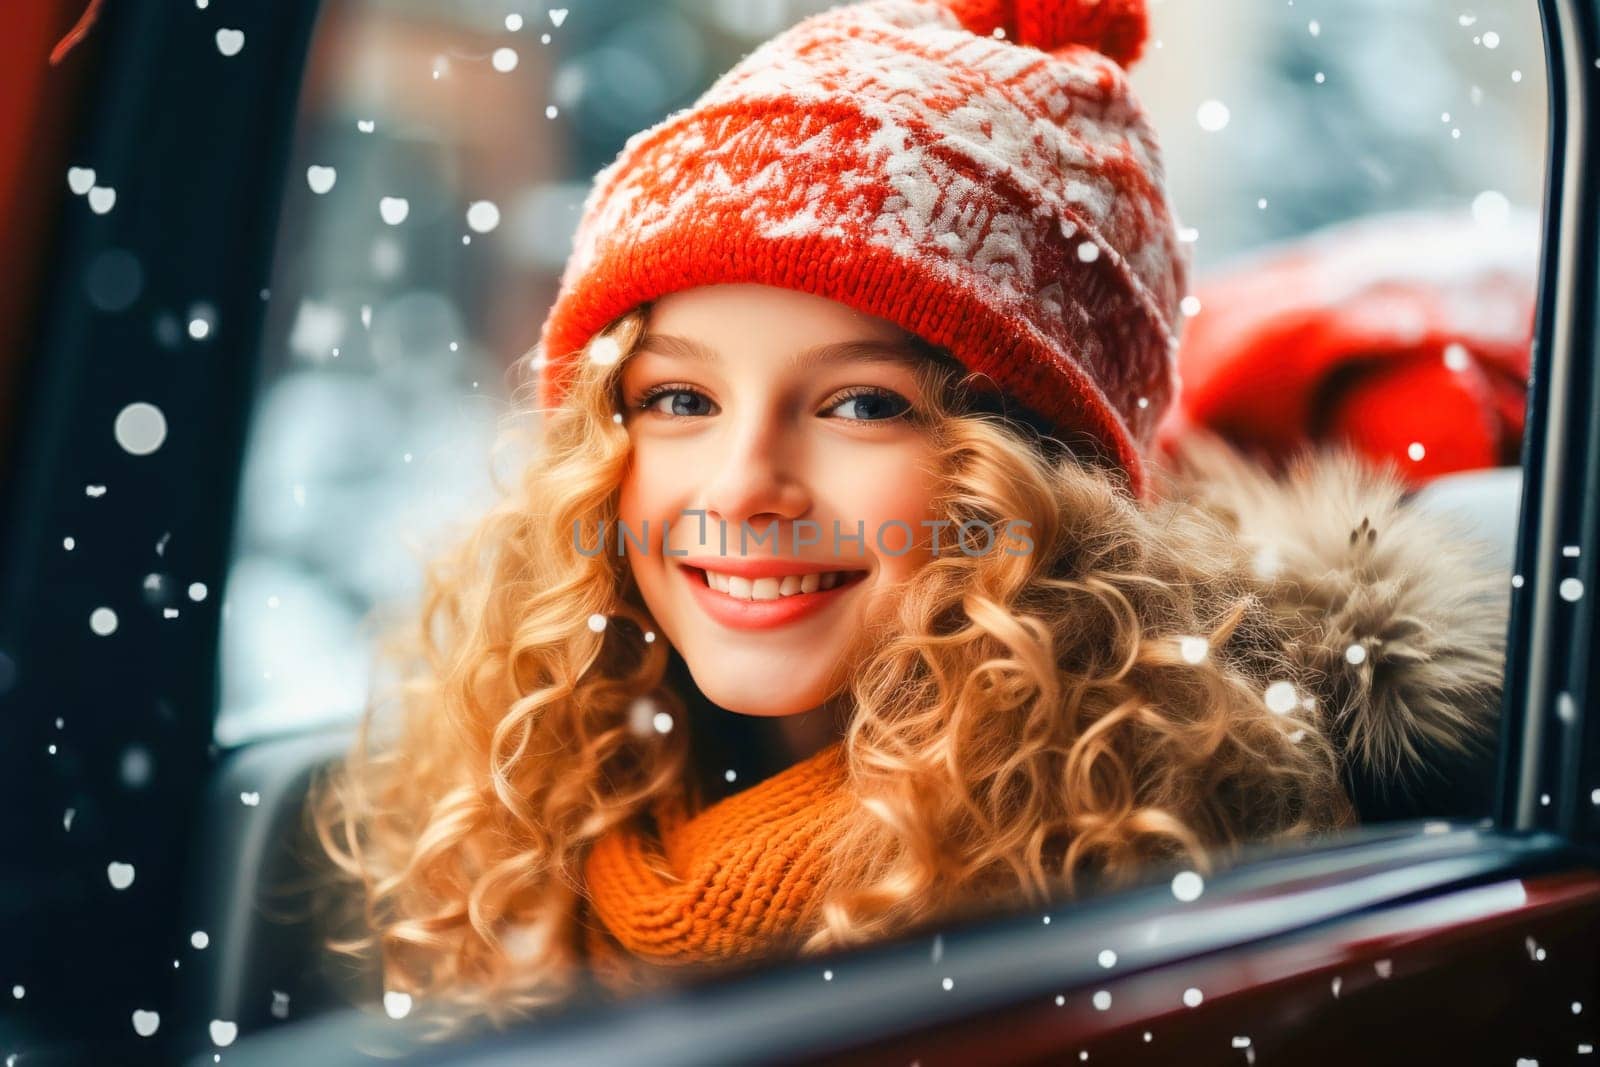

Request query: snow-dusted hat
[{"left": 537, "top": 0, "right": 1190, "bottom": 500}]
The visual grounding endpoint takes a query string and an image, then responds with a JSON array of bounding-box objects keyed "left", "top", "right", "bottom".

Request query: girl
[{"left": 309, "top": 0, "right": 1511, "bottom": 1042}]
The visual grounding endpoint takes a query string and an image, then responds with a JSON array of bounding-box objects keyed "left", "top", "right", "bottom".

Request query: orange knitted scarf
[{"left": 579, "top": 739, "right": 854, "bottom": 996}]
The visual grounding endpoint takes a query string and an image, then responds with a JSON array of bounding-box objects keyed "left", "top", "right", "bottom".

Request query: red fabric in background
[
  {"left": 1154, "top": 210, "right": 1539, "bottom": 487},
  {"left": 0, "top": 0, "right": 97, "bottom": 474}
]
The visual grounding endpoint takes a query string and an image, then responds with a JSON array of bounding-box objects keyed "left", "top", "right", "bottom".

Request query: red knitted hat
[
  {"left": 535, "top": 0, "right": 1190, "bottom": 501},
  {"left": 1153, "top": 209, "right": 1538, "bottom": 487}
]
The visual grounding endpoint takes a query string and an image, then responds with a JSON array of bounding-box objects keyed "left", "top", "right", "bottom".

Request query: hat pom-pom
[{"left": 944, "top": 0, "right": 1150, "bottom": 68}]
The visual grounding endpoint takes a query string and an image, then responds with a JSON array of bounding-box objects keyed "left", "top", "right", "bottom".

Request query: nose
[{"left": 698, "top": 406, "right": 811, "bottom": 542}]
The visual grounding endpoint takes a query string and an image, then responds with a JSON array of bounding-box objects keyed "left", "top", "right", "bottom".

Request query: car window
[
  {"left": 219, "top": 0, "right": 1546, "bottom": 749},
  {"left": 217, "top": 0, "right": 1544, "bottom": 844}
]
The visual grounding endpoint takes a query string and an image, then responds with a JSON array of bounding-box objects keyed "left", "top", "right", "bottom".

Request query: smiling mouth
[{"left": 685, "top": 565, "right": 870, "bottom": 601}]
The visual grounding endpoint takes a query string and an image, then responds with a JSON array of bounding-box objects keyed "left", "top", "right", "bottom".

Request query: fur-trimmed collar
[{"left": 1150, "top": 433, "right": 1511, "bottom": 822}]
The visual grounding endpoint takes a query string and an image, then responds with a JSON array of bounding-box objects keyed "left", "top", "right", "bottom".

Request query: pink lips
[{"left": 678, "top": 560, "right": 868, "bottom": 630}]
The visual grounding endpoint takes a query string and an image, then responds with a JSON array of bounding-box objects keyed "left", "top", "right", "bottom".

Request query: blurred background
[{"left": 216, "top": 0, "right": 1548, "bottom": 746}]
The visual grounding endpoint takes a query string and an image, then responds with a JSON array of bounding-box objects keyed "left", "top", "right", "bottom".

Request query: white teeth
[{"left": 699, "top": 568, "right": 856, "bottom": 600}]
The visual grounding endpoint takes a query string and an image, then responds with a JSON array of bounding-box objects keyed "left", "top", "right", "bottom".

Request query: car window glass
[{"left": 218, "top": 0, "right": 1544, "bottom": 846}]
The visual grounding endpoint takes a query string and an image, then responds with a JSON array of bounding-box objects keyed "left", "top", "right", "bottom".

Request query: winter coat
[{"left": 1152, "top": 431, "right": 1509, "bottom": 822}]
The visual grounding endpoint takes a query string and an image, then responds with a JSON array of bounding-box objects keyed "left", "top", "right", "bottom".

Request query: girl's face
[{"left": 617, "top": 283, "right": 943, "bottom": 720}]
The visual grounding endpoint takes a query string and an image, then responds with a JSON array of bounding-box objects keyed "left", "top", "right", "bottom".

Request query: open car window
[{"left": 219, "top": 0, "right": 1548, "bottom": 751}]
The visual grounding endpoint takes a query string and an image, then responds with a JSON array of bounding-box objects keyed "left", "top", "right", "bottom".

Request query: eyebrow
[{"left": 635, "top": 332, "right": 926, "bottom": 371}]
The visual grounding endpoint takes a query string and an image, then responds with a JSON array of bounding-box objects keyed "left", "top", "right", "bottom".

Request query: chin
[
  {"left": 694, "top": 683, "right": 823, "bottom": 719},
  {"left": 684, "top": 659, "right": 832, "bottom": 719}
]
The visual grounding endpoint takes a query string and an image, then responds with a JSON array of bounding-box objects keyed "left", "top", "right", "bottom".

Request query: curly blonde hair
[{"left": 306, "top": 302, "right": 1354, "bottom": 1042}]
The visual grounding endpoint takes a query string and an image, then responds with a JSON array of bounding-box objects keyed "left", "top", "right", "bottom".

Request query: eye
[
  {"left": 824, "top": 386, "right": 913, "bottom": 423},
  {"left": 635, "top": 384, "right": 715, "bottom": 418}
]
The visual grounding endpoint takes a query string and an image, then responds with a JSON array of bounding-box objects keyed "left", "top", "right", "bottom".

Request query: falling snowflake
[
  {"left": 467, "top": 201, "right": 501, "bottom": 233},
  {"left": 1196, "top": 100, "right": 1230, "bottom": 132},
  {"left": 107, "top": 862, "right": 135, "bottom": 889},
  {"left": 383, "top": 991, "right": 412, "bottom": 1020},
  {"left": 115, "top": 402, "right": 167, "bottom": 456},
  {"left": 1171, "top": 870, "right": 1204, "bottom": 902},
  {"left": 589, "top": 336, "right": 622, "bottom": 365},
  {"left": 306, "top": 165, "right": 336, "bottom": 195},
  {"left": 1264, "top": 680, "right": 1298, "bottom": 715},
  {"left": 379, "top": 197, "right": 410, "bottom": 225}
]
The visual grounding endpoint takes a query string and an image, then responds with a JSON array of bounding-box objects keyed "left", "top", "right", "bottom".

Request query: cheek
[
  {"left": 841, "top": 449, "right": 941, "bottom": 578},
  {"left": 617, "top": 441, "right": 681, "bottom": 518},
  {"left": 616, "top": 460, "right": 665, "bottom": 589},
  {"left": 617, "top": 442, "right": 678, "bottom": 526}
]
